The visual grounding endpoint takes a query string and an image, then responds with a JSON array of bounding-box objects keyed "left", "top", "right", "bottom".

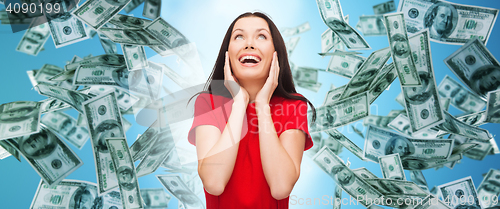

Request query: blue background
[{"left": 1, "top": 0, "right": 500, "bottom": 208}]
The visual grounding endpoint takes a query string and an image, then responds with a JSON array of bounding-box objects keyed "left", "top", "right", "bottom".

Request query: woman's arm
[
  {"left": 256, "top": 104, "right": 306, "bottom": 200},
  {"left": 195, "top": 100, "right": 248, "bottom": 196}
]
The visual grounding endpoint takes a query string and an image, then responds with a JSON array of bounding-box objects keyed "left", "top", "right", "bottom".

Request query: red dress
[{"left": 188, "top": 92, "right": 313, "bottom": 209}]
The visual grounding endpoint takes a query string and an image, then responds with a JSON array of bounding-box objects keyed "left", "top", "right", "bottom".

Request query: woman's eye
[
  {"left": 258, "top": 34, "right": 266, "bottom": 39},
  {"left": 235, "top": 35, "right": 243, "bottom": 40}
]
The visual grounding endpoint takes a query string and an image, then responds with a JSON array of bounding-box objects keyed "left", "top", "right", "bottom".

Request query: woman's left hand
[{"left": 255, "top": 51, "right": 279, "bottom": 106}]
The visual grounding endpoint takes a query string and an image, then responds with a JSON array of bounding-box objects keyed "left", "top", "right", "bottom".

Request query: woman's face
[{"left": 228, "top": 16, "right": 275, "bottom": 82}]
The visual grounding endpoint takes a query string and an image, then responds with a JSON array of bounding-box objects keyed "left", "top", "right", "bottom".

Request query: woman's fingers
[{"left": 224, "top": 51, "right": 233, "bottom": 81}]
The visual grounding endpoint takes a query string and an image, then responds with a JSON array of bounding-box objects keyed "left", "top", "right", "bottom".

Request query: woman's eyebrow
[{"left": 232, "top": 28, "right": 270, "bottom": 33}]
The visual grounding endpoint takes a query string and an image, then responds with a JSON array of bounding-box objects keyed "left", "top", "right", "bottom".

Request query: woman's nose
[{"left": 245, "top": 40, "right": 255, "bottom": 49}]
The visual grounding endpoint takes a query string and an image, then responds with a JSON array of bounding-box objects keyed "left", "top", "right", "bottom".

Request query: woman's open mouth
[{"left": 239, "top": 54, "right": 261, "bottom": 67}]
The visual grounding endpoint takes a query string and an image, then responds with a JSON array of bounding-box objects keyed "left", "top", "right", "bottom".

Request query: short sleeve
[
  {"left": 188, "top": 93, "right": 220, "bottom": 146},
  {"left": 280, "top": 99, "right": 313, "bottom": 151}
]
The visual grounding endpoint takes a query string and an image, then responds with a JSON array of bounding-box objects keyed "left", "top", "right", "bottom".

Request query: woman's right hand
[{"left": 224, "top": 51, "right": 249, "bottom": 104}]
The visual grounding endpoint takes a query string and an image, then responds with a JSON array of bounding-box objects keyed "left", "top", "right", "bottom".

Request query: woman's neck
[{"left": 239, "top": 79, "right": 266, "bottom": 104}]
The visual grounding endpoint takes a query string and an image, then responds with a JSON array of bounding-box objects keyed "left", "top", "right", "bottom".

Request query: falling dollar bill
[
  {"left": 384, "top": 12, "right": 422, "bottom": 87},
  {"left": 438, "top": 176, "right": 482, "bottom": 209},
  {"left": 107, "top": 14, "right": 152, "bottom": 29},
  {"left": 73, "top": 65, "right": 138, "bottom": 89},
  {"left": 293, "top": 67, "right": 318, "bottom": 84},
  {"left": 477, "top": 169, "right": 500, "bottom": 208},
  {"left": 486, "top": 89, "right": 500, "bottom": 123},
  {"left": 83, "top": 90, "right": 125, "bottom": 194},
  {"left": 326, "top": 129, "right": 365, "bottom": 160},
  {"left": 403, "top": 153, "right": 462, "bottom": 170},
  {"left": 402, "top": 30, "right": 445, "bottom": 133},
  {"left": 368, "top": 63, "right": 396, "bottom": 104},
  {"left": 316, "top": 0, "right": 371, "bottom": 50},
  {"left": 36, "top": 84, "right": 92, "bottom": 113},
  {"left": 46, "top": 3, "right": 89, "bottom": 48},
  {"left": 379, "top": 153, "right": 406, "bottom": 180},
  {"left": 144, "top": 17, "right": 189, "bottom": 49},
  {"left": 398, "top": 0, "right": 498, "bottom": 44},
  {"left": 124, "top": 0, "right": 145, "bottom": 13},
  {"left": 143, "top": 0, "right": 161, "bottom": 19},
  {"left": 410, "top": 170, "right": 429, "bottom": 192},
  {"left": 65, "top": 54, "right": 125, "bottom": 71},
  {"left": 436, "top": 111, "right": 492, "bottom": 142},
  {"left": 326, "top": 53, "right": 365, "bottom": 78},
  {"left": 437, "top": 75, "right": 487, "bottom": 113},
  {"left": 136, "top": 129, "right": 175, "bottom": 177},
  {"left": 98, "top": 28, "right": 163, "bottom": 45},
  {"left": 285, "top": 36, "right": 300, "bottom": 57},
  {"left": 72, "top": 0, "right": 132, "bottom": 30},
  {"left": 140, "top": 188, "right": 171, "bottom": 208},
  {"left": 356, "top": 15, "right": 386, "bottom": 36},
  {"left": 352, "top": 167, "right": 378, "bottom": 179},
  {"left": 364, "top": 178, "right": 428, "bottom": 197},
  {"left": 30, "top": 180, "right": 98, "bottom": 209},
  {"left": 16, "top": 23, "right": 50, "bottom": 56},
  {"left": 312, "top": 146, "right": 383, "bottom": 207},
  {"left": 128, "top": 62, "right": 164, "bottom": 100},
  {"left": 122, "top": 44, "right": 148, "bottom": 71},
  {"left": 41, "top": 112, "right": 89, "bottom": 149},
  {"left": 309, "top": 91, "right": 369, "bottom": 133},
  {"left": 156, "top": 174, "right": 206, "bottom": 209},
  {"left": 0, "top": 101, "right": 41, "bottom": 140},
  {"left": 106, "top": 137, "right": 143, "bottom": 209},
  {"left": 444, "top": 38, "right": 500, "bottom": 98},
  {"left": 98, "top": 24, "right": 119, "bottom": 54},
  {"left": 6, "top": 127, "right": 83, "bottom": 186},
  {"left": 374, "top": 0, "right": 396, "bottom": 14},
  {"left": 364, "top": 125, "right": 454, "bottom": 163},
  {"left": 88, "top": 85, "right": 140, "bottom": 112},
  {"left": 0, "top": 140, "right": 20, "bottom": 161},
  {"left": 340, "top": 47, "right": 392, "bottom": 99},
  {"left": 129, "top": 120, "right": 160, "bottom": 161},
  {"left": 282, "top": 22, "right": 311, "bottom": 37}
]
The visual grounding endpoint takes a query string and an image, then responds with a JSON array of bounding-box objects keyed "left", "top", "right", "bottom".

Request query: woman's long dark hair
[{"left": 189, "top": 12, "right": 316, "bottom": 122}]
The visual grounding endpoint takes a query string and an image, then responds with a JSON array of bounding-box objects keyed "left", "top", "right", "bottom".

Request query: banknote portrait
[
  {"left": 69, "top": 185, "right": 97, "bottom": 209},
  {"left": 98, "top": 54, "right": 125, "bottom": 66},
  {"left": 405, "top": 72, "right": 433, "bottom": 105},
  {"left": 118, "top": 15, "right": 147, "bottom": 27},
  {"left": 124, "top": 30, "right": 151, "bottom": 45},
  {"left": 331, "top": 165, "right": 355, "bottom": 186},
  {"left": 390, "top": 33, "right": 410, "bottom": 58},
  {"left": 19, "top": 130, "right": 57, "bottom": 159},
  {"left": 315, "top": 105, "right": 336, "bottom": 131},
  {"left": 402, "top": 159, "right": 428, "bottom": 170},
  {"left": 0, "top": 105, "right": 39, "bottom": 123},
  {"left": 117, "top": 166, "right": 136, "bottom": 190},
  {"left": 424, "top": 2, "right": 458, "bottom": 40},
  {"left": 470, "top": 65, "right": 500, "bottom": 97},
  {"left": 377, "top": 180, "right": 404, "bottom": 194},
  {"left": 384, "top": 136, "right": 415, "bottom": 158},
  {"left": 111, "top": 66, "right": 132, "bottom": 89},
  {"left": 94, "top": 120, "right": 124, "bottom": 153}
]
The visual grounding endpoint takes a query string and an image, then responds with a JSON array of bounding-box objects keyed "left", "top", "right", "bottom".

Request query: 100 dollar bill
[
  {"left": 398, "top": 0, "right": 498, "bottom": 45},
  {"left": 157, "top": 174, "right": 206, "bottom": 209},
  {"left": 364, "top": 125, "right": 454, "bottom": 163},
  {"left": 309, "top": 91, "right": 369, "bottom": 133},
  {"left": 403, "top": 30, "right": 445, "bottom": 133},
  {"left": 312, "top": 146, "right": 383, "bottom": 207},
  {"left": 72, "top": 0, "right": 132, "bottom": 30},
  {"left": 106, "top": 137, "right": 143, "bottom": 209},
  {"left": 83, "top": 90, "right": 125, "bottom": 194},
  {"left": 384, "top": 12, "right": 421, "bottom": 87}
]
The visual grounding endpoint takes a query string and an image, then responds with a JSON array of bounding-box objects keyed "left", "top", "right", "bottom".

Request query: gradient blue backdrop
[{"left": 0, "top": 0, "right": 499, "bottom": 208}]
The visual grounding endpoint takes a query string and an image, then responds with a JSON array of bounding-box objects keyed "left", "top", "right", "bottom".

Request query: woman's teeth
[{"left": 239, "top": 55, "right": 261, "bottom": 63}]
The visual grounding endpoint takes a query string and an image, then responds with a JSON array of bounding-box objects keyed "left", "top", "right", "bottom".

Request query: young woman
[{"left": 187, "top": 12, "right": 316, "bottom": 208}]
